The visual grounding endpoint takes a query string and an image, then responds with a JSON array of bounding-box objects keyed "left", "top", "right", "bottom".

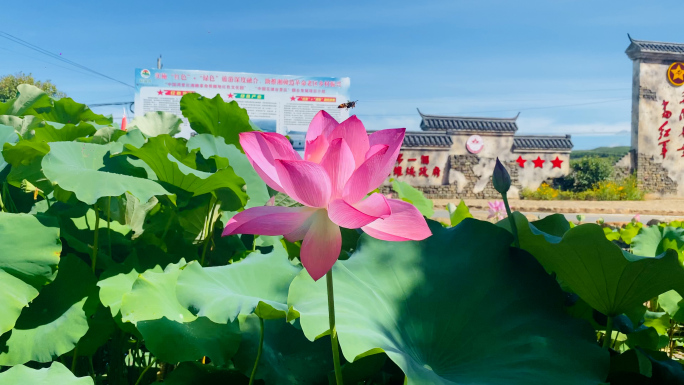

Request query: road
[{"left": 432, "top": 210, "right": 684, "bottom": 224}]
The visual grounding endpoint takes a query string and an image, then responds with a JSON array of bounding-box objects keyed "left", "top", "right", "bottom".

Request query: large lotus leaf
[
  {"left": 288, "top": 219, "right": 608, "bottom": 385},
  {"left": 659, "top": 290, "right": 684, "bottom": 323},
  {"left": 632, "top": 225, "right": 684, "bottom": 261},
  {"left": 137, "top": 316, "right": 241, "bottom": 366},
  {"left": 448, "top": 199, "right": 472, "bottom": 226},
  {"left": 187, "top": 134, "right": 269, "bottom": 208},
  {"left": 156, "top": 362, "right": 249, "bottom": 384},
  {"left": 41, "top": 142, "right": 170, "bottom": 205},
  {"left": 0, "top": 361, "right": 94, "bottom": 384},
  {"left": 0, "top": 213, "right": 60, "bottom": 335},
  {"left": 128, "top": 111, "right": 182, "bottom": 137},
  {"left": 177, "top": 243, "right": 300, "bottom": 322},
  {"left": 3, "top": 140, "right": 53, "bottom": 194},
  {"left": 232, "top": 315, "right": 334, "bottom": 384},
  {"left": 509, "top": 212, "right": 684, "bottom": 316},
  {"left": 0, "top": 115, "right": 41, "bottom": 137},
  {"left": 0, "top": 124, "right": 19, "bottom": 172},
  {"left": 122, "top": 135, "right": 246, "bottom": 206},
  {"left": 179, "top": 93, "right": 253, "bottom": 150},
  {"left": 28, "top": 122, "right": 97, "bottom": 143},
  {"left": 620, "top": 222, "right": 642, "bottom": 245},
  {"left": 391, "top": 179, "right": 434, "bottom": 218},
  {"left": 97, "top": 254, "right": 163, "bottom": 317},
  {"left": 0, "top": 84, "right": 52, "bottom": 116},
  {"left": 28, "top": 95, "right": 112, "bottom": 125},
  {"left": 0, "top": 255, "right": 97, "bottom": 365},
  {"left": 120, "top": 259, "right": 196, "bottom": 324},
  {"left": 82, "top": 126, "right": 127, "bottom": 144}
]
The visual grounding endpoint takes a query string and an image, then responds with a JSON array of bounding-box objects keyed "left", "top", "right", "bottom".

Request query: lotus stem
[
  {"left": 92, "top": 203, "right": 100, "bottom": 272},
  {"left": 603, "top": 316, "right": 613, "bottom": 349},
  {"left": 70, "top": 345, "right": 79, "bottom": 373},
  {"left": 200, "top": 200, "right": 218, "bottom": 266},
  {"left": 501, "top": 195, "right": 520, "bottom": 248},
  {"left": 134, "top": 357, "right": 157, "bottom": 385},
  {"left": 327, "top": 270, "right": 344, "bottom": 385},
  {"left": 248, "top": 317, "right": 265, "bottom": 385},
  {"left": 107, "top": 197, "right": 112, "bottom": 259}
]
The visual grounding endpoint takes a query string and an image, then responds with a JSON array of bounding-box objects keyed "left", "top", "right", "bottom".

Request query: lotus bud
[{"left": 492, "top": 158, "right": 511, "bottom": 195}]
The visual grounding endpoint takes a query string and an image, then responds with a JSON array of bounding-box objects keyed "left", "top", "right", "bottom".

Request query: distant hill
[{"left": 571, "top": 146, "right": 630, "bottom": 163}]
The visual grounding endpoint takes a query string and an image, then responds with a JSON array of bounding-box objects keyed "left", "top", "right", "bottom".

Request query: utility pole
[{"left": 157, "top": 55, "right": 163, "bottom": 70}]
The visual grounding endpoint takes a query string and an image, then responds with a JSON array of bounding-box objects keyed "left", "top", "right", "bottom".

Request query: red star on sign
[
  {"left": 551, "top": 156, "right": 563, "bottom": 168},
  {"left": 158, "top": 90, "right": 163, "bottom": 95},
  {"left": 516, "top": 156, "right": 526, "bottom": 168},
  {"left": 291, "top": 96, "right": 296, "bottom": 101},
  {"left": 532, "top": 156, "right": 545, "bottom": 168},
  {"left": 228, "top": 93, "right": 234, "bottom": 98}
]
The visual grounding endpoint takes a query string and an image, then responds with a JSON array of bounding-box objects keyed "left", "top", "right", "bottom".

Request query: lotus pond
[{"left": 0, "top": 85, "right": 684, "bottom": 384}]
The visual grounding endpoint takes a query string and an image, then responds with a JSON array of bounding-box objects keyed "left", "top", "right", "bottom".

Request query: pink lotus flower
[
  {"left": 223, "top": 111, "right": 432, "bottom": 280},
  {"left": 487, "top": 200, "right": 507, "bottom": 221}
]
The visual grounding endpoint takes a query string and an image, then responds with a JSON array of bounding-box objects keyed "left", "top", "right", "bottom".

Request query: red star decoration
[
  {"left": 227, "top": 93, "right": 233, "bottom": 98},
  {"left": 157, "top": 90, "right": 163, "bottom": 95},
  {"left": 516, "top": 156, "right": 526, "bottom": 168},
  {"left": 551, "top": 156, "right": 563, "bottom": 168},
  {"left": 532, "top": 156, "right": 545, "bottom": 168},
  {"left": 291, "top": 96, "right": 296, "bottom": 101}
]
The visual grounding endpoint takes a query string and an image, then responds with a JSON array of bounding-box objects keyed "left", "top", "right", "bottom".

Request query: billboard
[{"left": 134, "top": 68, "right": 351, "bottom": 136}]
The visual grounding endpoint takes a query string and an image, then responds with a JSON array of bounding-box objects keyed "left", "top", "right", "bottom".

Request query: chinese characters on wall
[
  {"left": 392, "top": 153, "right": 441, "bottom": 178},
  {"left": 660, "top": 93, "right": 684, "bottom": 158}
]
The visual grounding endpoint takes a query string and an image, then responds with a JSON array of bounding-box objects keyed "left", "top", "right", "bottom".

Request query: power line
[
  {"left": 0, "top": 46, "right": 97, "bottom": 78},
  {"left": 0, "top": 31, "right": 134, "bottom": 89}
]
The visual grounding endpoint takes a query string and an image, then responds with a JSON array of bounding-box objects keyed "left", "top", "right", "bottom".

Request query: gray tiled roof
[
  {"left": 403, "top": 132, "right": 453, "bottom": 148},
  {"left": 513, "top": 135, "right": 573, "bottom": 151},
  {"left": 418, "top": 109, "right": 518, "bottom": 133},
  {"left": 626, "top": 36, "right": 684, "bottom": 60}
]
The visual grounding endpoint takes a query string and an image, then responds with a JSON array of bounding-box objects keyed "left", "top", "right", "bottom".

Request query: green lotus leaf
[
  {"left": 0, "top": 115, "right": 41, "bottom": 137},
  {"left": 0, "top": 255, "right": 97, "bottom": 365},
  {"left": 0, "top": 84, "right": 52, "bottom": 116},
  {"left": 179, "top": 93, "right": 253, "bottom": 150},
  {"left": 620, "top": 222, "right": 642, "bottom": 245},
  {"left": 137, "top": 316, "right": 241, "bottom": 366},
  {"left": 41, "top": 141, "right": 171, "bottom": 205},
  {"left": 448, "top": 199, "right": 472, "bottom": 226},
  {"left": 29, "top": 94, "right": 111, "bottom": 125},
  {"left": 0, "top": 213, "right": 61, "bottom": 335},
  {"left": 232, "top": 314, "right": 334, "bottom": 384},
  {"left": 29, "top": 122, "right": 97, "bottom": 143},
  {"left": 0, "top": 361, "right": 94, "bottom": 384},
  {"left": 659, "top": 290, "right": 684, "bottom": 323},
  {"left": 632, "top": 225, "right": 684, "bottom": 262},
  {"left": 177, "top": 243, "right": 300, "bottom": 322},
  {"left": 390, "top": 179, "right": 433, "bottom": 218},
  {"left": 128, "top": 111, "right": 183, "bottom": 137},
  {"left": 98, "top": 254, "right": 163, "bottom": 317},
  {"left": 0, "top": 124, "right": 19, "bottom": 172},
  {"left": 156, "top": 362, "right": 249, "bottom": 384},
  {"left": 288, "top": 219, "right": 608, "bottom": 384},
  {"left": 120, "top": 259, "right": 195, "bottom": 324},
  {"left": 187, "top": 133, "right": 269, "bottom": 208},
  {"left": 122, "top": 135, "right": 246, "bottom": 207},
  {"left": 510, "top": 212, "right": 684, "bottom": 316},
  {"left": 75, "top": 126, "right": 127, "bottom": 145},
  {"left": 3, "top": 139, "right": 53, "bottom": 194}
]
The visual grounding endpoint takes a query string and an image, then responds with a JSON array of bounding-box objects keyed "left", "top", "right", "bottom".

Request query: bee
[{"left": 338, "top": 100, "right": 357, "bottom": 109}]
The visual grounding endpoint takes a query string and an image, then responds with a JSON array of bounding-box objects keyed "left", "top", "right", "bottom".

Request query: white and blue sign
[{"left": 134, "top": 68, "right": 351, "bottom": 137}]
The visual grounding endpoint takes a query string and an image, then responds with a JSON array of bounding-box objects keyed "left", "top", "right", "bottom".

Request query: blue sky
[{"left": 0, "top": 0, "right": 680, "bottom": 149}]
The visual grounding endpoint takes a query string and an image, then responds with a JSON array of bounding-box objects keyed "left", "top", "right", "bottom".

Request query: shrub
[
  {"left": 570, "top": 157, "right": 613, "bottom": 191},
  {"left": 521, "top": 176, "right": 643, "bottom": 201}
]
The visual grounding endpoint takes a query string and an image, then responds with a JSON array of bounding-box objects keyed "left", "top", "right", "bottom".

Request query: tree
[
  {"left": 0, "top": 72, "right": 66, "bottom": 101},
  {"left": 570, "top": 156, "right": 613, "bottom": 191}
]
